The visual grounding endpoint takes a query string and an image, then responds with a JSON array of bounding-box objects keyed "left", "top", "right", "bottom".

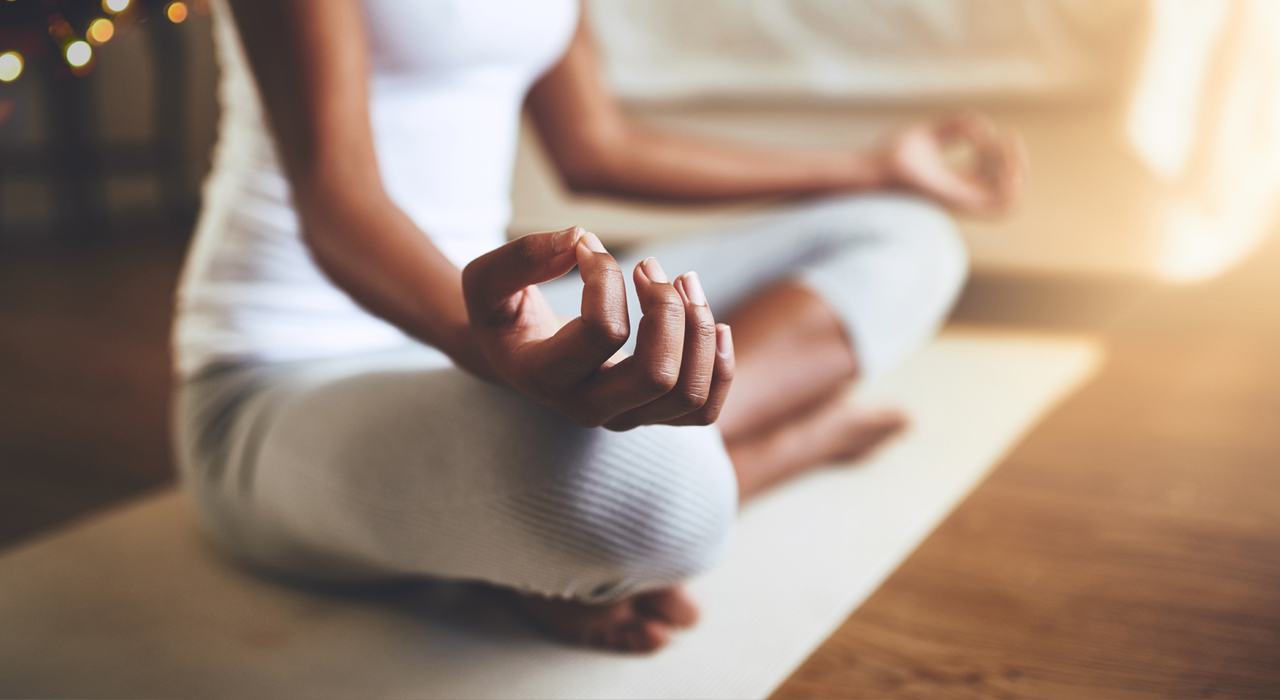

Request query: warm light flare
[
  {"left": 0, "top": 52, "right": 22, "bottom": 82},
  {"left": 1127, "top": 1, "right": 1229, "bottom": 181},
  {"left": 103, "top": 0, "right": 130, "bottom": 14},
  {"left": 65, "top": 41, "right": 92, "bottom": 68},
  {"left": 1150, "top": 1, "right": 1280, "bottom": 284},
  {"left": 166, "top": 2, "right": 188, "bottom": 23},
  {"left": 88, "top": 18, "right": 115, "bottom": 45}
]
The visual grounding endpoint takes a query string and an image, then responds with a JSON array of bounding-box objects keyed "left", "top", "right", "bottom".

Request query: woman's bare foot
[
  {"left": 509, "top": 585, "right": 699, "bottom": 653},
  {"left": 729, "top": 397, "right": 909, "bottom": 501}
]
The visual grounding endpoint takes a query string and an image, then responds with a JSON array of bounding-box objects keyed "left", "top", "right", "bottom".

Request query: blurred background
[{"left": 1, "top": 1, "right": 1278, "bottom": 695}]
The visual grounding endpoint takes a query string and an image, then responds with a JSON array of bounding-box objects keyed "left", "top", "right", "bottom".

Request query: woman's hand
[
  {"left": 880, "top": 112, "right": 1027, "bottom": 214},
  {"left": 461, "top": 227, "right": 734, "bottom": 431}
]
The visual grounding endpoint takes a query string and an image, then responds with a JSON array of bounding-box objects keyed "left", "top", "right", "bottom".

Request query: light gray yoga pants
[{"left": 175, "top": 194, "right": 968, "bottom": 603}]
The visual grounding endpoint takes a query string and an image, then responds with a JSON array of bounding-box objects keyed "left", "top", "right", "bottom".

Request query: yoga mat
[{"left": 0, "top": 329, "right": 1102, "bottom": 700}]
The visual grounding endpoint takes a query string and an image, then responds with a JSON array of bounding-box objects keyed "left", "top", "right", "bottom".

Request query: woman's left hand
[{"left": 879, "top": 112, "right": 1027, "bottom": 215}]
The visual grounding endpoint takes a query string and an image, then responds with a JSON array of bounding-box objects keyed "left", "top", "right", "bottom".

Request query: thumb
[{"left": 462, "top": 226, "right": 584, "bottom": 328}]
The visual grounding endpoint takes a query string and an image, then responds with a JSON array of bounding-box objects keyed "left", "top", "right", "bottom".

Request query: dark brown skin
[{"left": 226, "top": 0, "right": 1025, "bottom": 654}]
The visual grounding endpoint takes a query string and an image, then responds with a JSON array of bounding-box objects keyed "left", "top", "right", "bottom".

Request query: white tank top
[{"left": 173, "top": 0, "right": 579, "bottom": 377}]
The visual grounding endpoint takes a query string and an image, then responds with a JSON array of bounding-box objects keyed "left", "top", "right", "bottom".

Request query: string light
[
  {"left": 48, "top": 15, "right": 74, "bottom": 40},
  {"left": 165, "top": 2, "right": 188, "bottom": 23},
  {"left": 102, "top": 0, "right": 130, "bottom": 14},
  {"left": 65, "top": 40, "right": 92, "bottom": 68},
  {"left": 88, "top": 18, "right": 115, "bottom": 45},
  {"left": 0, "top": 52, "right": 22, "bottom": 82}
]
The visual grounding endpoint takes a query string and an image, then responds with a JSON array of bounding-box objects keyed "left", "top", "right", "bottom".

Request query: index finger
[
  {"left": 529, "top": 233, "right": 633, "bottom": 391},
  {"left": 462, "top": 227, "right": 583, "bottom": 329}
]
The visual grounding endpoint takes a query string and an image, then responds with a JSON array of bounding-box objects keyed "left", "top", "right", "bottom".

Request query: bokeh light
[
  {"left": 166, "top": 2, "right": 188, "bottom": 23},
  {"left": 103, "top": 0, "right": 130, "bottom": 14},
  {"left": 0, "top": 52, "right": 22, "bottom": 83},
  {"left": 48, "top": 16, "right": 74, "bottom": 40},
  {"left": 88, "top": 18, "right": 115, "bottom": 45},
  {"left": 65, "top": 41, "right": 92, "bottom": 68}
]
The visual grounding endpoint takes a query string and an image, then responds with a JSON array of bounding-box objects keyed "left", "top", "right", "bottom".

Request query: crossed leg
[
  {"left": 515, "top": 280, "right": 907, "bottom": 652},
  {"left": 179, "top": 195, "right": 967, "bottom": 654},
  {"left": 718, "top": 280, "right": 907, "bottom": 501},
  {"left": 518, "top": 194, "right": 967, "bottom": 651}
]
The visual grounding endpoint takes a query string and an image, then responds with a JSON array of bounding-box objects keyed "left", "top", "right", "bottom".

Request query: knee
[
  {"left": 536, "top": 425, "right": 738, "bottom": 599},
  {"left": 900, "top": 197, "right": 969, "bottom": 296},
  {"left": 830, "top": 193, "right": 968, "bottom": 286}
]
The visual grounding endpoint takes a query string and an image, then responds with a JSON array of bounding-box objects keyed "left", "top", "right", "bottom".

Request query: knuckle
[
  {"left": 584, "top": 318, "right": 630, "bottom": 352},
  {"left": 698, "top": 399, "right": 724, "bottom": 425},
  {"left": 596, "top": 257, "right": 623, "bottom": 275},
  {"left": 651, "top": 294, "right": 685, "bottom": 317},
  {"left": 675, "top": 387, "right": 709, "bottom": 413},
  {"left": 638, "top": 363, "right": 680, "bottom": 396},
  {"left": 691, "top": 317, "right": 717, "bottom": 341}
]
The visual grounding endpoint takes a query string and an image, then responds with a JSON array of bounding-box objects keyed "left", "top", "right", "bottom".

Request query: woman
[{"left": 175, "top": 0, "right": 1023, "bottom": 653}]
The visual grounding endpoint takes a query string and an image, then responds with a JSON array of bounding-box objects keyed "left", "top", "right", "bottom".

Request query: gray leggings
[{"left": 175, "top": 194, "right": 967, "bottom": 603}]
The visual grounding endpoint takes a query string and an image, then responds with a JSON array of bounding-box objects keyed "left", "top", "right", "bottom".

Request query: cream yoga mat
[{"left": 0, "top": 329, "right": 1102, "bottom": 700}]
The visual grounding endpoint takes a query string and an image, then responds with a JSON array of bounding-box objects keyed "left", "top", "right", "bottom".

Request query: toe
[
  {"left": 867, "top": 407, "right": 910, "bottom": 432},
  {"left": 632, "top": 619, "right": 671, "bottom": 652},
  {"left": 510, "top": 589, "right": 683, "bottom": 654},
  {"left": 620, "top": 622, "right": 648, "bottom": 652},
  {"left": 635, "top": 586, "right": 700, "bottom": 628}
]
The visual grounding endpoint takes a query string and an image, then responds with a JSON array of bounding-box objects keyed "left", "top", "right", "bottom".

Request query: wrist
[
  {"left": 853, "top": 147, "right": 896, "bottom": 189},
  {"left": 439, "top": 321, "right": 501, "bottom": 382},
  {"left": 817, "top": 149, "right": 893, "bottom": 192}
]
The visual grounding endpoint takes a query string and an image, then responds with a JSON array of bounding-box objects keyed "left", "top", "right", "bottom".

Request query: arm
[
  {"left": 225, "top": 0, "right": 734, "bottom": 429},
  {"left": 226, "top": 0, "right": 478, "bottom": 369},
  {"left": 528, "top": 15, "right": 1024, "bottom": 211}
]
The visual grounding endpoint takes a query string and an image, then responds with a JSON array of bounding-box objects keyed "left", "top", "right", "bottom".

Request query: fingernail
[
  {"left": 717, "top": 324, "right": 732, "bottom": 356},
  {"left": 679, "top": 272, "right": 706, "bottom": 306},
  {"left": 581, "top": 232, "right": 607, "bottom": 254},
  {"left": 640, "top": 257, "right": 668, "bottom": 283},
  {"left": 553, "top": 226, "right": 581, "bottom": 254}
]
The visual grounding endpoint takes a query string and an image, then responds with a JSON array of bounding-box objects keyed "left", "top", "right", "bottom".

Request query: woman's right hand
[{"left": 461, "top": 227, "right": 734, "bottom": 431}]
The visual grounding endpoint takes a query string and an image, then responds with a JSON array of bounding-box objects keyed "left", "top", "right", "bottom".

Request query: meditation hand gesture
[
  {"left": 882, "top": 112, "right": 1027, "bottom": 215},
  {"left": 462, "top": 226, "right": 733, "bottom": 431}
]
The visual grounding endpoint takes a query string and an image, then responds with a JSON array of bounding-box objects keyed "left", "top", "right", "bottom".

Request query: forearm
[
  {"left": 563, "top": 124, "right": 891, "bottom": 203},
  {"left": 528, "top": 13, "right": 894, "bottom": 204},
  {"left": 226, "top": 0, "right": 483, "bottom": 372},
  {"left": 294, "top": 181, "right": 477, "bottom": 367}
]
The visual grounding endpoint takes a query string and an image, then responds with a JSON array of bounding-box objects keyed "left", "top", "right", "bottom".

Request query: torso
[{"left": 173, "top": 0, "right": 578, "bottom": 377}]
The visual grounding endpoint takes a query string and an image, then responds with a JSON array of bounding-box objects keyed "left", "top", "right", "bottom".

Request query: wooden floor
[
  {"left": 1, "top": 233, "right": 1278, "bottom": 698},
  {"left": 0, "top": 238, "right": 181, "bottom": 548},
  {"left": 776, "top": 242, "right": 1280, "bottom": 698}
]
